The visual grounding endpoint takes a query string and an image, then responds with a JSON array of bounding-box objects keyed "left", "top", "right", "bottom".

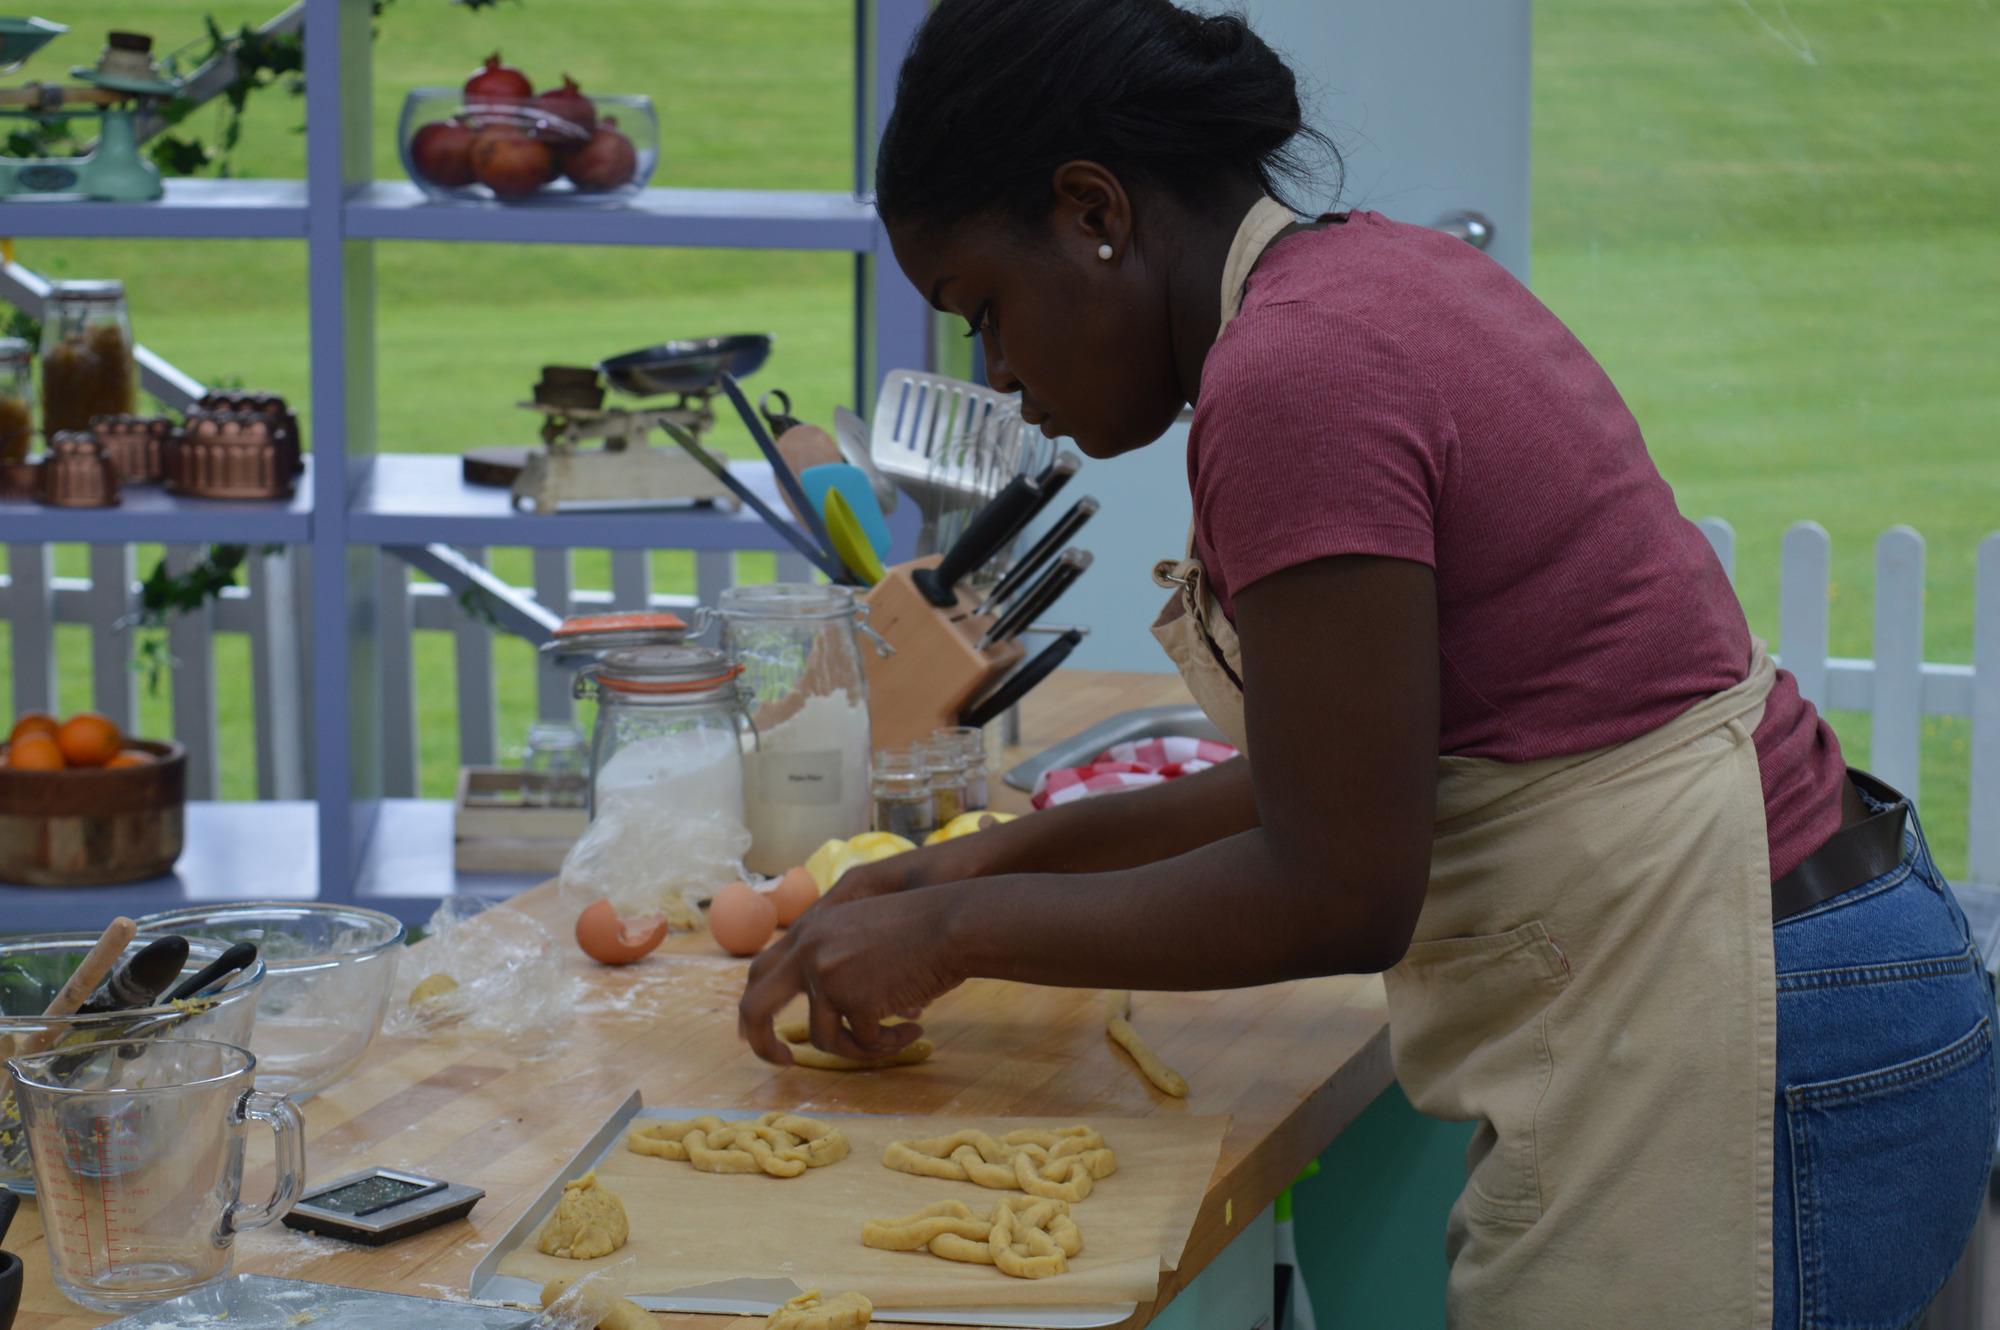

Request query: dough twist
[
  {"left": 863, "top": 1195, "right": 1083, "bottom": 1280},
  {"left": 765, "top": 1289, "right": 873, "bottom": 1328},
  {"left": 627, "top": 1111, "right": 849, "bottom": 1178},
  {"left": 882, "top": 1126, "right": 1115, "bottom": 1202},
  {"left": 776, "top": 1017, "right": 933, "bottom": 1071},
  {"left": 1105, "top": 990, "right": 1190, "bottom": 1098}
]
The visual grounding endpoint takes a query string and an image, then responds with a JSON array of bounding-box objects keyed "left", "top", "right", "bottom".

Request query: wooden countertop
[{"left": 9, "top": 671, "right": 1394, "bottom": 1330}]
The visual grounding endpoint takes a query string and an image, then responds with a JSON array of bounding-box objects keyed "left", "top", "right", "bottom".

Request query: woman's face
[{"left": 886, "top": 205, "right": 1186, "bottom": 460}]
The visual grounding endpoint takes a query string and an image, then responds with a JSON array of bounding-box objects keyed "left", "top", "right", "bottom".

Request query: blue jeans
[{"left": 1773, "top": 798, "right": 1999, "bottom": 1329}]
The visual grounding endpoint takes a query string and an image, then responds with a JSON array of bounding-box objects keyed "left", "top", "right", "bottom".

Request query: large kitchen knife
[
  {"left": 974, "top": 496, "right": 1099, "bottom": 616},
  {"left": 960, "top": 629, "right": 1085, "bottom": 729},
  {"left": 911, "top": 471, "right": 1042, "bottom": 607},
  {"left": 979, "top": 549, "right": 1091, "bottom": 649}
]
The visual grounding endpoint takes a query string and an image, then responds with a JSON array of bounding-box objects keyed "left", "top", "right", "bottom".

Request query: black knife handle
[
  {"left": 914, "top": 473, "right": 1041, "bottom": 607},
  {"left": 992, "top": 452, "right": 1082, "bottom": 554},
  {"left": 983, "top": 549, "right": 1089, "bottom": 648},
  {"left": 961, "top": 630, "right": 1084, "bottom": 729},
  {"left": 980, "top": 497, "right": 1098, "bottom": 613}
]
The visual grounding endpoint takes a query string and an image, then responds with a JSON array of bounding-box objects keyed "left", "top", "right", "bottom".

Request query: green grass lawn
[{"left": 2, "top": 0, "right": 1995, "bottom": 874}]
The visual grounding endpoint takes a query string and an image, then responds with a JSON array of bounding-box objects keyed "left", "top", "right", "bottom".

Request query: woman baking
[{"left": 736, "top": 1, "right": 1997, "bottom": 1323}]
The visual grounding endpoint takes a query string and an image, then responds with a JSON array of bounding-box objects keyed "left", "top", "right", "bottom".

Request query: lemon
[
  {"left": 847, "top": 831, "right": 918, "bottom": 857},
  {"left": 804, "top": 838, "right": 858, "bottom": 893},
  {"left": 923, "top": 810, "right": 1018, "bottom": 846}
]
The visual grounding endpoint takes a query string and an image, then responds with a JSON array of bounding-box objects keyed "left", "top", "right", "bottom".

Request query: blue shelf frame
[{"left": 2, "top": 0, "right": 936, "bottom": 923}]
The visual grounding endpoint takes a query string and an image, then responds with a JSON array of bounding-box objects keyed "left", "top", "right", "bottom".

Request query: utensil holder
[{"left": 860, "top": 557, "right": 1025, "bottom": 749}]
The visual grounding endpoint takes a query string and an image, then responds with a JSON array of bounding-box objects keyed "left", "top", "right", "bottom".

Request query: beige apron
[{"left": 1150, "top": 199, "right": 1779, "bottom": 1327}]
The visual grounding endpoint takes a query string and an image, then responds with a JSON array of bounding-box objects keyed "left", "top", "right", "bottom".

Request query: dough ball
[
  {"left": 768, "top": 1289, "right": 872, "bottom": 1329},
  {"left": 409, "top": 972, "right": 459, "bottom": 1005},
  {"left": 539, "top": 1276, "right": 656, "bottom": 1330},
  {"left": 535, "top": 1170, "right": 629, "bottom": 1260}
]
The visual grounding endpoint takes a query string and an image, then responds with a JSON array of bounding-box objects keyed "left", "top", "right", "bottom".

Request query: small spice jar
[
  {"left": 40, "top": 280, "right": 135, "bottom": 441},
  {"left": 934, "top": 725, "right": 990, "bottom": 813},
  {"left": 0, "top": 338, "right": 33, "bottom": 464},
  {"left": 871, "top": 747, "right": 936, "bottom": 842},
  {"left": 923, "top": 735, "right": 970, "bottom": 828}
]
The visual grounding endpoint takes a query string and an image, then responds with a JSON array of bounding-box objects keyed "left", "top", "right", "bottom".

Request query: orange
[
  {"left": 8, "top": 711, "right": 58, "bottom": 744},
  {"left": 106, "top": 749, "right": 156, "bottom": 769},
  {"left": 55, "top": 712, "right": 122, "bottom": 769},
  {"left": 4, "top": 734, "right": 65, "bottom": 771}
]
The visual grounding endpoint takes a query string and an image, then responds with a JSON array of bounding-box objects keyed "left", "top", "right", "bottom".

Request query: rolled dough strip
[
  {"left": 774, "top": 1017, "right": 934, "bottom": 1071},
  {"left": 767, "top": 1288, "right": 874, "bottom": 1329},
  {"left": 860, "top": 1199, "right": 988, "bottom": 1252},
  {"left": 1107, "top": 1010, "right": 1190, "bottom": 1099},
  {"left": 539, "top": 1276, "right": 656, "bottom": 1330}
]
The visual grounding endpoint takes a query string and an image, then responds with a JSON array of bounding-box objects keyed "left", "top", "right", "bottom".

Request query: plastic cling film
[{"left": 382, "top": 898, "right": 579, "bottom": 1056}]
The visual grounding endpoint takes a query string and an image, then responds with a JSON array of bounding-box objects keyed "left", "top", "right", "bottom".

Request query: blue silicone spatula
[{"left": 800, "top": 463, "right": 893, "bottom": 559}]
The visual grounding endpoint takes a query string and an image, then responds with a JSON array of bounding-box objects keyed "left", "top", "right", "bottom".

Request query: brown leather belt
[{"left": 1771, "top": 769, "right": 1910, "bottom": 922}]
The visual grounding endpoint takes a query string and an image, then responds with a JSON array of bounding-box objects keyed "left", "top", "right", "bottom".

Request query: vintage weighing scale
[
  {"left": 490, "top": 333, "right": 775, "bottom": 514},
  {"left": 0, "top": 20, "right": 182, "bottom": 202}
]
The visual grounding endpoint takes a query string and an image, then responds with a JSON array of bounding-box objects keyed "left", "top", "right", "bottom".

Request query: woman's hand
[{"left": 738, "top": 887, "right": 964, "bottom": 1066}]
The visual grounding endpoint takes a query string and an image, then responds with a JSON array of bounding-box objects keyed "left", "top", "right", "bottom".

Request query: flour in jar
[
  {"left": 742, "top": 691, "right": 871, "bottom": 874},
  {"left": 561, "top": 723, "right": 751, "bottom": 917}
]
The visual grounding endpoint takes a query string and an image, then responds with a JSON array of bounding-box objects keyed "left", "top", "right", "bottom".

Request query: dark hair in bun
[{"left": 876, "top": 0, "right": 1340, "bottom": 232}]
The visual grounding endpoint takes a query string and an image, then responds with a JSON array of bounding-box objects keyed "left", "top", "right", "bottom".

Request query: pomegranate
[
  {"left": 471, "top": 125, "right": 555, "bottom": 199},
  {"left": 464, "top": 52, "right": 532, "bottom": 103},
  {"left": 410, "top": 119, "right": 476, "bottom": 188},
  {"left": 533, "top": 74, "right": 596, "bottom": 144},
  {"left": 564, "top": 116, "right": 639, "bottom": 193}
]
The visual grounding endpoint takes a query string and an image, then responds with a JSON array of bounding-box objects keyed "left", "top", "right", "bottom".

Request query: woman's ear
[{"left": 1049, "top": 160, "right": 1135, "bottom": 263}]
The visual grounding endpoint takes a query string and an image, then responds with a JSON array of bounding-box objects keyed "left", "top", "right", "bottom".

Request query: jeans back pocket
[{"left": 1785, "top": 1014, "right": 1995, "bottom": 1329}]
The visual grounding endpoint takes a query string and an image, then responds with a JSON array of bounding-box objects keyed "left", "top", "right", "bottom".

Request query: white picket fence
[
  {"left": 0, "top": 543, "right": 813, "bottom": 800},
  {"left": 2, "top": 523, "right": 1997, "bottom": 881}
]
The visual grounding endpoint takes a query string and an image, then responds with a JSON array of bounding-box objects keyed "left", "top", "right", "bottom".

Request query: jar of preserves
[
  {"left": 718, "top": 584, "right": 875, "bottom": 876},
  {"left": 871, "top": 746, "right": 936, "bottom": 842},
  {"left": 0, "top": 338, "right": 33, "bottom": 464},
  {"left": 934, "top": 725, "right": 990, "bottom": 812},
  {"left": 923, "top": 734, "right": 970, "bottom": 828},
  {"left": 40, "top": 280, "right": 136, "bottom": 441}
]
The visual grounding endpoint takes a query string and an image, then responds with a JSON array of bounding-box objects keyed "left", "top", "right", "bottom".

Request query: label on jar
[{"left": 756, "top": 749, "right": 844, "bottom": 806}]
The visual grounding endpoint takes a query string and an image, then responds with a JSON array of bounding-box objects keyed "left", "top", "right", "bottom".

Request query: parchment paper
[{"left": 495, "top": 1110, "right": 1229, "bottom": 1311}]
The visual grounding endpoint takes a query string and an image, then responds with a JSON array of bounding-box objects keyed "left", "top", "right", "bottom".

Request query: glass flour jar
[{"left": 719, "top": 583, "right": 875, "bottom": 875}]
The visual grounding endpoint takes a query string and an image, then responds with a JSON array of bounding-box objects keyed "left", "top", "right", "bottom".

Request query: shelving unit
[{"left": 2, "top": 0, "right": 934, "bottom": 923}]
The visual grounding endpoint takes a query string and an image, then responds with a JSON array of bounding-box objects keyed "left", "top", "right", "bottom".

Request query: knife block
[{"left": 862, "top": 557, "right": 1025, "bottom": 750}]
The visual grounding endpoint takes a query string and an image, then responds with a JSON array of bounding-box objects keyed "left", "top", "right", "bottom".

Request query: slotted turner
[{"left": 870, "top": 370, "right": 1040, "bottom": 551}]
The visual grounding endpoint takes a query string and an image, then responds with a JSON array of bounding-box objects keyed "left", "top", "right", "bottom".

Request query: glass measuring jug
[{"left": 6, "top": 1038, "right": 304, "bottom": 1312}]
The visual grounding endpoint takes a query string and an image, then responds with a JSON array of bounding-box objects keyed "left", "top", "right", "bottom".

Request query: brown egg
[
  {"left": 574, "top": 898, "right": 670, "bottom": 965},
  {"left": 708, "top": 880, "right": 777, "bottom": 957},
  {"left": 769, "top": 866, "right": 819, "bottom": 927}
]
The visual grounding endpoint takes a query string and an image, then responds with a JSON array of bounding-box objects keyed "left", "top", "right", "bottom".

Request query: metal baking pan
[{"left": 1001, "top": 704, "right": 1225, "bottom": 792}]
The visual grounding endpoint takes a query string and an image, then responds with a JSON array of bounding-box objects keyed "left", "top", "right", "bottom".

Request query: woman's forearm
[
  {"left": 939, "top": 820, "right": 1424, "bottom": 990},
  {"left": 947, "top": 757, "right": 1260, "bottom": 879}
]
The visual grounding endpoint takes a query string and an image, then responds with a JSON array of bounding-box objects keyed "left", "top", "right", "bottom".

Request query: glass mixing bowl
[
  {"left": 135, "top": 903, "right": 404, "bottom": 1101},
  {"left": 0, "top": 932, "right": 267, "bottom": 1194}
]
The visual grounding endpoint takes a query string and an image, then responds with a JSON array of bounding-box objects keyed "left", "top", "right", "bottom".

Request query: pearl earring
[{"left": 1097, "top": 243, "right": 1114, "bottom": 261}]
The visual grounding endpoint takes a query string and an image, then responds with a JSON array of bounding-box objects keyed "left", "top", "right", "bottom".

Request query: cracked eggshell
[{"left": 575, "top": 898, "right": 670, "bottom": 965}]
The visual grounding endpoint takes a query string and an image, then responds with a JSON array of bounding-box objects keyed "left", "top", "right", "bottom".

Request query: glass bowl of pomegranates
[{"left": 398, "top": 54, "right": 657, "bottom": 206}]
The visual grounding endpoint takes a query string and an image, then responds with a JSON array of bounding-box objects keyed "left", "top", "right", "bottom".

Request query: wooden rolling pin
[{"left": 9, "top": 916, "right": 137, "bottom": 1059}]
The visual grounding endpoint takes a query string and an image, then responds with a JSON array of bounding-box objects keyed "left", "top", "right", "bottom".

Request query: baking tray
[
  {"left": 469, "top": 1094, "right": 1138, "bottom": 1328},
  {"left": 1001, "top": 704, "right": 1225, "bottom": 792}
]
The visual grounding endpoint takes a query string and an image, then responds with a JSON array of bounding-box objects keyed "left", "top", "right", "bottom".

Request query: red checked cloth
[{"left": 1030, "top": 736, "right": 1240, "bottom": 810}]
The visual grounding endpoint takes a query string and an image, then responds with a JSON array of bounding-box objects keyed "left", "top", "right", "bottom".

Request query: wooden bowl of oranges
[{"left": 0, "top": 712, "right": 187, "bottom": 886}]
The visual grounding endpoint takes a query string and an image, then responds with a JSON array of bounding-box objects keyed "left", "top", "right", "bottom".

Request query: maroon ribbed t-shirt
[{"left": 1189, "top": 211, "right": 1845, "bottom": 880}]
